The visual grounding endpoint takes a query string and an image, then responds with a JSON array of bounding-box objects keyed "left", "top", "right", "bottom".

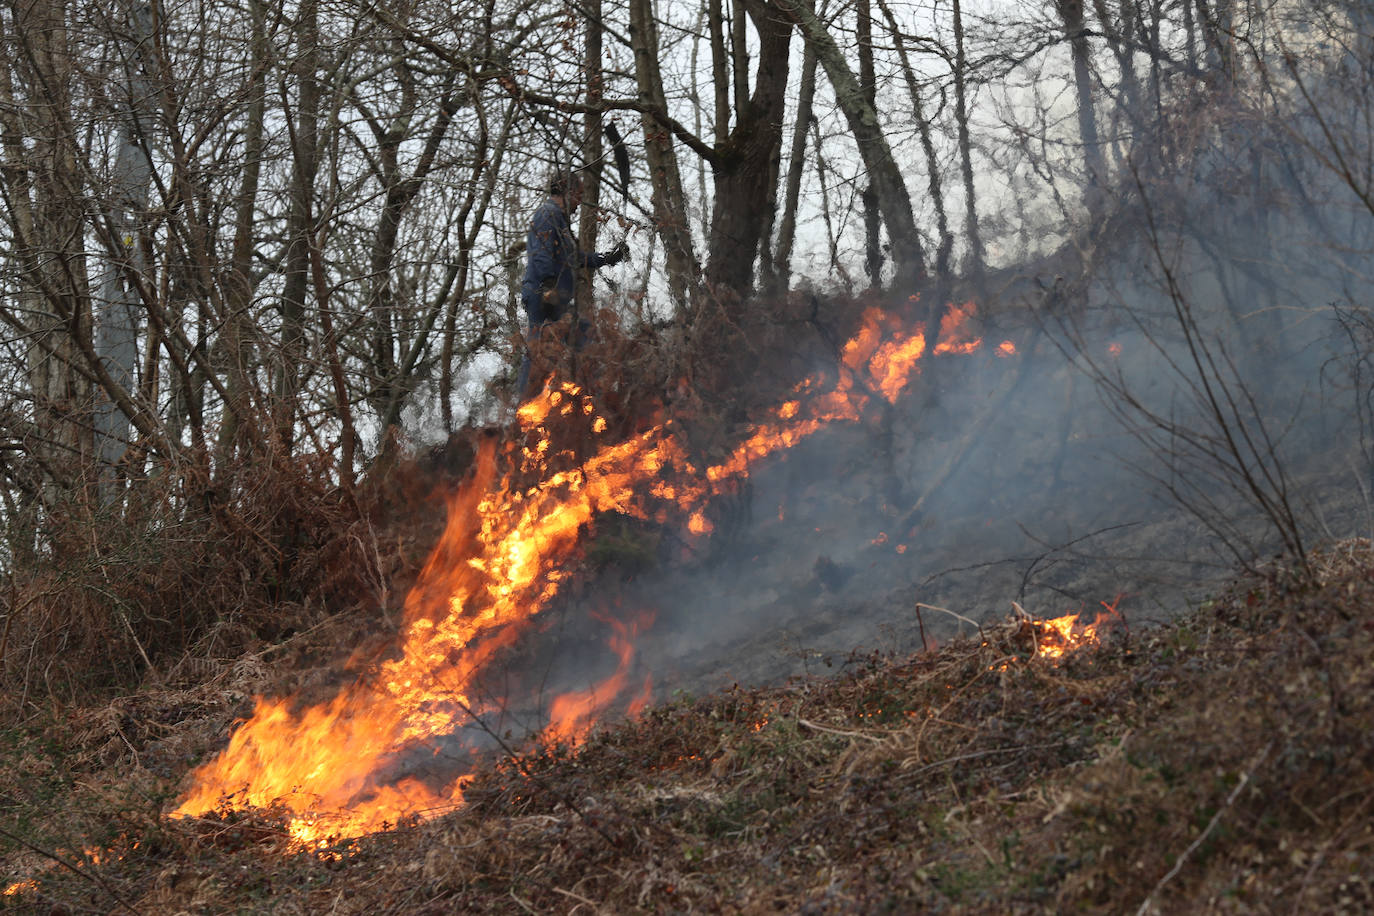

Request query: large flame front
[{"left": 173, "top": 301, "right": 1001, "bottom": 842}]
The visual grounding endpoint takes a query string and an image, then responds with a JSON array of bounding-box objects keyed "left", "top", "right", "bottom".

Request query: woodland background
[
  {"left": 3, "top": 0, "right": 1374, "bottom": 911},
  {"left": 0, "top": 0, "right": 1371, "bottom": 726}
]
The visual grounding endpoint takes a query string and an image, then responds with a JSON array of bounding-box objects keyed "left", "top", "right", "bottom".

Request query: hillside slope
[{"left": 4, "top": 539, "right": 1371, "bottom": 914}]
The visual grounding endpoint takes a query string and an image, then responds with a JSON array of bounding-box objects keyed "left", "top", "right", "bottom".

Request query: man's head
[{"left": 548, "top": 169, "right": 584, "bottom": 211}]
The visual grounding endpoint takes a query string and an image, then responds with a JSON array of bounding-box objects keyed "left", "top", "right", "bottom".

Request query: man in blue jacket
[{"left": 518, "top": 170, "right": 628, "bottom": 397}]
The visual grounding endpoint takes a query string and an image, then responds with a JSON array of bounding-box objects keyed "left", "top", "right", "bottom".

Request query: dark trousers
[{"left": 518, "top": 313, "right": 593, "bottom": 401}]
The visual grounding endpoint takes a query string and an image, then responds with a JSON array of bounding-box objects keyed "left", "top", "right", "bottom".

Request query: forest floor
[{"left": 3, "top": 535, "right": 1372, "bottom": 914}]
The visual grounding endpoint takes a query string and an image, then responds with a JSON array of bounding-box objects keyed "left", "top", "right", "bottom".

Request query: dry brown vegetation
[{"left": 3, "top": 535, "right": 1371, "bottom": 914}]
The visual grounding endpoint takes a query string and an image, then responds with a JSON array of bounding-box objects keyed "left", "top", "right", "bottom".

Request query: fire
[
  {"left": 172, "top": 298, "right": 1007, "bottom": 843},
  {"left": 4, "top": 880, "right": 37, "bottom": 897},
  {"left": 544, "top": 613, "right": 654, "bottom": 744},
  {"left": 1032, "top": 598, "right": 1122, "bottom": 662},
  {"left": 933, "top": 300, "right": 981, "bottom": 355}
]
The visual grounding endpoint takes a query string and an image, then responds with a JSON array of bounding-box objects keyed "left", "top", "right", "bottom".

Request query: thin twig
[
  {"left": 0, "top": 825, "right": 141, "bottom": 914},
  {"left": 447, "top": 694, "right": 624, "bottom": 850},
  {"left": 552, "top": 885, "right": 601, "bottom": 909},
  {"left": 1136, "top": 740, "right": 1273, "bottom": 916},
  {"left": 902, "top": 741, "right": 1069, "bottom": 777},
  {"left": 915, "top": 603, "right": 983, "bottom": 633},
  {"left": 509, "top": 890, "right": 539, "bottom": 914},
  {"left": 797, "top": 717, "right": 884, "bottom": 743}
]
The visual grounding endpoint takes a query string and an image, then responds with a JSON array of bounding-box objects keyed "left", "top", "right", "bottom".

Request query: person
[{"left": 517, "top": 170, "right": 628, "bottom": 397}]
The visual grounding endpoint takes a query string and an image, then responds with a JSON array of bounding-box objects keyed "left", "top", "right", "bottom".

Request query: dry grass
[
  {"left": 0, "top": 435, "right": 471, "bottom": 709},
  {"left": 3, "top": 538, "right": 1371, "bottom": 914}
]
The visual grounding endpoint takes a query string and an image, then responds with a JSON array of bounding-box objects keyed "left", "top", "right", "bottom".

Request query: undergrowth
[{"left": 3, "top": 539, "right": 1371, "bottom": 913}]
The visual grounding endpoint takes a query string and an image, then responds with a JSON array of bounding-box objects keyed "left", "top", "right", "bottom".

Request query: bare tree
[
  {"left": 772, "top": 0, "right": 926, "bottom": 289},
  {"left": 629, "top": 0, "right": 700, "bottom": 312}
]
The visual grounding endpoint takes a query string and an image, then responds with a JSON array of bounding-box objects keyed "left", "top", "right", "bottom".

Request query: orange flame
[
  {"left": 545, "top": 613, "right": 653, "bottom": 744},
  {"left": 172, "top": 299, "right": 1003, "bottom": 842},
  {"left": 933, "top": 301, "right": 981, "bottom": 355},
  {"left": 1033, "top": 598, "right": 1122, "bottom": 662}
]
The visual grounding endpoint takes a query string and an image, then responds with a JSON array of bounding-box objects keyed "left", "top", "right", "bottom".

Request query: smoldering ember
[{"left": 2, "top": 1, "right": 1373, "bottom": 913}]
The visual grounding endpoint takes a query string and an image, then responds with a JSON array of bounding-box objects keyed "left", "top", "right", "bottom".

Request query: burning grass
[{"left": 3, "top": 539, "right": 1373, "bottom": 913}]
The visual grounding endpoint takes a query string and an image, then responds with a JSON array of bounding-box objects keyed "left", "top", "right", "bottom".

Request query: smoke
[
  {"left": 174, "top": 43, "right": 1374, "bottom": 832},
  {"left": 497, "top": 108, "right": 1374, "bottom": 711}
]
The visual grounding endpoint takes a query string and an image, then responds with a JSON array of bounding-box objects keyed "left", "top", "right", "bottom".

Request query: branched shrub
[{"left": 0, "top": 440, "right": 451, "bottom": 705}]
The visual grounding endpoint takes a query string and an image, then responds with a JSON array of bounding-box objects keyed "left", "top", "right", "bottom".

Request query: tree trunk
[
  {"left": 1194, "top": 0, "right": 1235, "bottom": 83},
  {"left": 368, "top": 68, "right": 460, "bottom": 440},
  {"left": 952, "top": 0, "right": 984, "bottom": 277},
  {"left": 877, "top": 0, "right": 952, "bottom": 279},
  {"left": 1055, "top": 0, "right": 1106, "bottom": 221},
  {"left": 766, "top": 40, "right": 817, "bottom": 296},
  {"left": 7, "top": 0, "right": 94, "bottom": 498},
  {"left": 703, "top": 0, "right": 792, "bottom": 301},
  {"left": 215, "top": 0, "right": 268, "bottom": 478},
  {"left": 442, "top": 100, "right": 513, "bottom": 431},
  {"left": 770, "top": 0, "right": 925, "bottom": 290},
  {"left": 275, "top": 0, "right": 320, "bottom": 453},
  {"left": 856, "top": 0, "right": 883, "bottom": 288},
  {"left": 94, "top": 1, "right": 155, "bottom": 502},
  {"left": 578, "top": 0, "right": 604, "bottom": 304},
  {"left": 629, "top": 0, "right": 699, "bottom": 314}
]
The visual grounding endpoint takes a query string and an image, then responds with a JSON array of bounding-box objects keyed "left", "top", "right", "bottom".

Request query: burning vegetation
[
  {"left": 4, "top": 541, "right": 1372, "bottom": 913},
  {"left": 165, "top": 298, "right": 1006, "bottom": 844}
]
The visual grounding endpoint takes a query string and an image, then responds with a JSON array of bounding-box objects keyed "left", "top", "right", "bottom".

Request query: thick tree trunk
[
  {"left": 7, "top": 0, "right": 94, "bottom": 497},
  {"left": 703, "top": 0, "right": 792, "bottom": 301},
  {"left": 856, "top": 0, "right": 883, "bottom": 288},
  {"left": 94, "top": 2, "right": 154, "bottom": 501},
  {"left": 766, "top": 41, "right": 817, "bottom": 296}
]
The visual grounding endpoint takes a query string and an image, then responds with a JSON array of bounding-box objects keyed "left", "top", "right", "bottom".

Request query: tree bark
[
  {"left": 1055, "top": 0, "right": 1106, "bottom": 221},
  {"left": 629, "top": 0, "right": 699, "bottom": 314},
  {"left": 6, "top": 0, "right": 94, "bottom": 496},
  {"left": 877, "top": 0, "right": 952, "bottom": 279},
  {"left": 767, "top": 41, "right": 817, "bottom": 295},
  {"left": 94, "top": 1, "right": 155, "bottom": 502},
  {"left": 215, "top": 0, "right": 268, "bottom": 478},
  {"left": 441, "top": 98, "right": 512, "bottom": 430},
  {"left": 856, "top": 0, "right": 883, "bottom": 288},
  {"left": 703, "top": 0, "right": 792, "bottom": 301},
  {"left": 578, "top": 0, "right": 605, "bottom": 302},
  {"left": 770, "top": 0, "right": 925, "bottom": 289},
  {"left": 366, "top": 67, "right": 461, "bottom": 439},
  {"left": 952, "top": 0, "right": 984, "bottom": 277},
  {"left": 275, "top": 0, "right": 321, "bottom": 453}
]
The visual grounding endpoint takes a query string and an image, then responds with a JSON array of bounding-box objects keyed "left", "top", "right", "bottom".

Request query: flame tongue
[
  {"left": 174, "top": 299, "right": 996, "bottom": 842},
  {"left": 1033, "top": 599, "right": 1122, "bottom": 661}
]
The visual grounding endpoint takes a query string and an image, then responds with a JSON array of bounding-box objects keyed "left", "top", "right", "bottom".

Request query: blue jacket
[{"left": 520, "top": 199, "right": 611, "bottom": 325}]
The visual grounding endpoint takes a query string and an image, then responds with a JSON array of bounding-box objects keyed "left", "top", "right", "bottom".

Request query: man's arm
[{"left": 581, "top": 239, "right": 629, "bottom": 270}]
